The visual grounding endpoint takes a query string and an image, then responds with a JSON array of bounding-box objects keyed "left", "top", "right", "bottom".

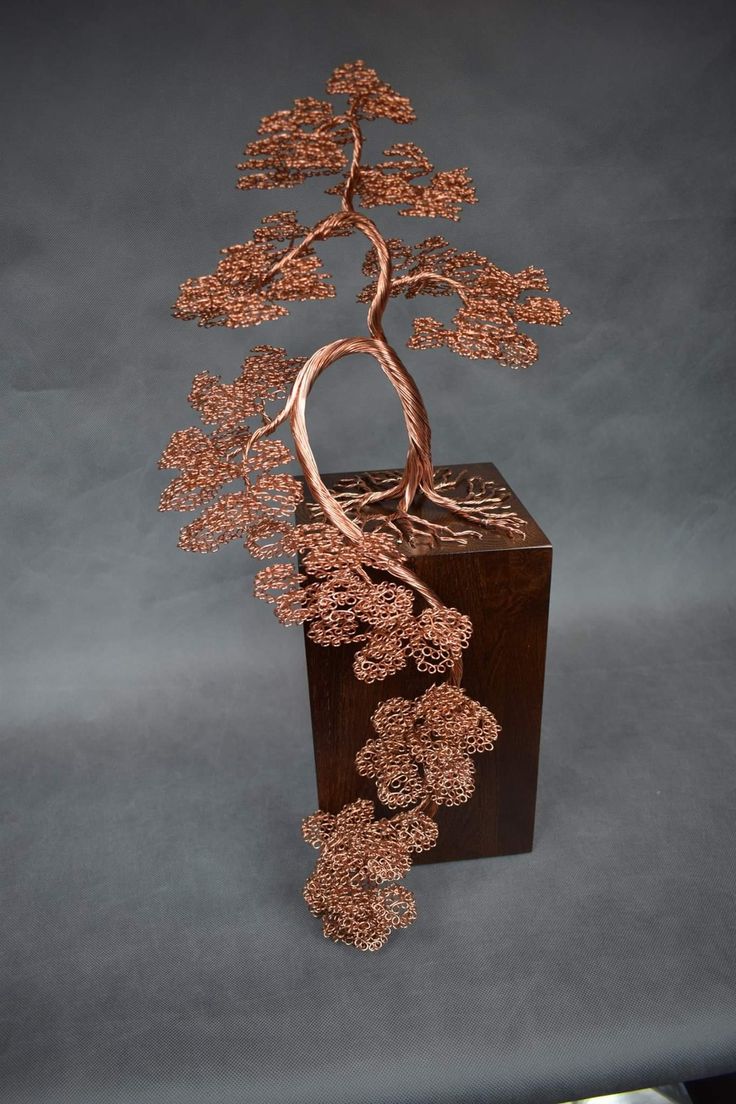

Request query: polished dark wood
[
  {"left": 296, "top": 462, "right": 552, "bottom": 864},
  {"left": 685, "top": 1073, "right": 736, "bottom": 1104}
]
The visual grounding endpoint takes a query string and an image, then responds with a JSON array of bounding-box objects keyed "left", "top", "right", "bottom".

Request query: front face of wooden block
[{"left": 298, "top": 463, "right": 552, "bottom": 865}]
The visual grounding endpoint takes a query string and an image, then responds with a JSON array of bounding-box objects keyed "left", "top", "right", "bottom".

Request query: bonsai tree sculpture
[{"left": 159, "top": 60, "right": 568, "bottom": 951}]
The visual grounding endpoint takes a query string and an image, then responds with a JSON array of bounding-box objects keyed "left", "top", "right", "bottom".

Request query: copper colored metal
[
  {"left": 302, "top": 799, "right": 437, "bottom": 951},
  {"left": 252, "top": 522, "right": 471, "bottom": 684},
  {"left": 357, "top": 685, "right": 500, "bottom": 810},
  {"left": 305, "top": 467, "right": 527, "bottom": 546},
  {"left": 159, "top": 60, "right": 569, "bottom": 951}
]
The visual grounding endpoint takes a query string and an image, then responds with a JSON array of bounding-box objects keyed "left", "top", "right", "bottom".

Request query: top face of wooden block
[{"left": 295, "top": 462, "right": 551, "bottom": 559}]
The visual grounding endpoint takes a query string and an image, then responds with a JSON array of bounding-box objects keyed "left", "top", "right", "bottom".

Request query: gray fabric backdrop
[{"left": 2, "top": 1, "right": 735, "bottom": 1102}]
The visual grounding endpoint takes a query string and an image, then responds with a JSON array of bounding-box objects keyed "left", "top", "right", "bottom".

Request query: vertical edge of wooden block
[{"left": 491, "top": 542, "right": 552, "bottom": 859}]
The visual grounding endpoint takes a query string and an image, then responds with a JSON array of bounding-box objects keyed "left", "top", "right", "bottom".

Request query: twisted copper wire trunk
[
  {"left": 247, "top": 201, "right": 445, "bottom": 614},
  {"left": 253, "top": 206, "right": 437, "bottom": 518}
]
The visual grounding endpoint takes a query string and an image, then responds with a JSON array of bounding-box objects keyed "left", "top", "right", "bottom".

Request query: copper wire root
[{"left": 306, "top": 466, "right": 526, "bottom": 548}]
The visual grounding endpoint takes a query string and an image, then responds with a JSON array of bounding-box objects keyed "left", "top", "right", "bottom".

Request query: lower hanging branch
[
  {"left": 302, "top": 801, "right": 437, "bottom": 952},
  {"left": 253, "top": 522, "right": 473, "bottom": 683},
  {"left": 302, "top": 684, "right": 500, "bottom": 951},
  {"left": 251, "top": 504, "right": 502, "bottom": 949}
]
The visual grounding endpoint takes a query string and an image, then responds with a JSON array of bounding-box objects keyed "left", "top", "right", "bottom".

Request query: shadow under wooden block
[{"left": 296, "top": 462, "right": 552, "bottom": 865}]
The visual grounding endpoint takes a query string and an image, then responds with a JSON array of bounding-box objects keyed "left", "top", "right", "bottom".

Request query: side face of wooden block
[{"left": 297, "top": 463, "right": 552, "bottom": 865}]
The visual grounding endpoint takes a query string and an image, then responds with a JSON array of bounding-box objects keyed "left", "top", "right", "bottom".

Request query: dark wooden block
[{"left": 296, "top": 462, "right": 552, "bottom": 865}]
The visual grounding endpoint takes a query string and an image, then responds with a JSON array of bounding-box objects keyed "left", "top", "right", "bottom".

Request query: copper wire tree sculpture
[{"left": 159, "top": 60, "right": 568, "bottom": 951}]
